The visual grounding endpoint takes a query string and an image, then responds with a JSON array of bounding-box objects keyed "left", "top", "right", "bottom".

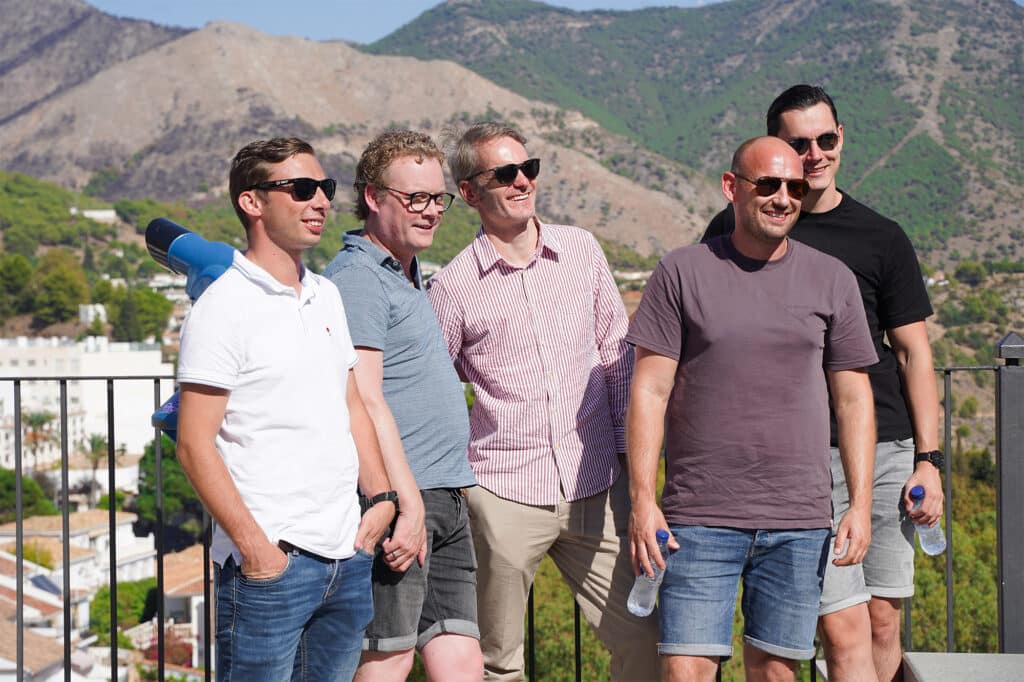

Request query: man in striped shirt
[{"left": 428, "top": 121, "right": 659, "bottom": 681}]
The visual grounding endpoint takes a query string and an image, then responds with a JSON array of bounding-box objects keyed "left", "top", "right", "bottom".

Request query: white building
[{"left": 0, "top": 337, "right": 175, "bottom": 469}]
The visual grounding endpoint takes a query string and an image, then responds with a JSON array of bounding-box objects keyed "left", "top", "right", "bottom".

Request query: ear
[
  {"left": 459, "top": 179, "right": 479, "bottom": 208},
  {"left": 835, "top": 123, "right": 845, "bottom": 152},
  {"left": 237, "top": 189, "right": 263, "bottom": 222},
  {"left": 364, "top": 184, "right": 383, "bottom": 215},
  {"left": 721, "top": 172, "right": 738, "bottom": 204}
]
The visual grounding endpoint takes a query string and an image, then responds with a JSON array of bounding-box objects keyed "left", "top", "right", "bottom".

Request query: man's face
[
  {"left": 250, "top": 153, "right": 331, "bottom": 255},
  {"left": 459, "top": 136, "right": 536, "bottom": 231},
  {"left": 367, "top": 155, "right": 446, "bottom": 262},
  {"left": 724, "top": 139, "right": 805, "bottom": 246},
  {"left": 775, "top": 102, "right": 843, "bottom": 195}
]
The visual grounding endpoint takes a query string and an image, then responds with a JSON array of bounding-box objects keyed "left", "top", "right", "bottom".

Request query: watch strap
[{"left": 914, "top": 449, "right": 944, "bottom": 469}]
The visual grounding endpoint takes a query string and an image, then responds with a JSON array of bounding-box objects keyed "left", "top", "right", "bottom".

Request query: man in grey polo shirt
[{"left": 323, "top": 130, "right": 482, "bottom": 682}]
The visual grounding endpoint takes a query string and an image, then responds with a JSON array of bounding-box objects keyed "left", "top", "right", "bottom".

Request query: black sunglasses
[
  {"left": 379, "top": 185, "right": 456, "bottom": 212},
  {"left": 247, "top": 177, "right": 337, "bottom": 201},
  {"left": 786, "top": 133, "right": 839, "bottom": 155},
  {"left": 465, "top": 158, "right": 541, "bottom": 186},
  {"left": 734, "top": 174, "right": 810, "bottom": 200}
]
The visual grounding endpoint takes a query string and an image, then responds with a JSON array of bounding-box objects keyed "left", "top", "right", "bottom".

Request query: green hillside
[{"left": 367, "top": 0, "right": 1024, "bottom": 256}]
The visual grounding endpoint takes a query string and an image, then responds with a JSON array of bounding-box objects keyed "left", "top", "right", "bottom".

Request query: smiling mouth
[
  {"left": 509, "top": 191, "right": 531, "bottom": 202},
  {"left": 303, "top": 219, "right": 324, "bottom": 233}
]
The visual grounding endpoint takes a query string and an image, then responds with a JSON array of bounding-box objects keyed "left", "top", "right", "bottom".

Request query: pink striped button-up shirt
[{"left": 427, "top": 221, "right": 633, "bottom": 505}]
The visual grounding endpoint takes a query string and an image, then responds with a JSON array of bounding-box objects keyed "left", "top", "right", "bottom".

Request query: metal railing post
[{"left": 996, "top": 331, "right": 1024, "bottom": 652}]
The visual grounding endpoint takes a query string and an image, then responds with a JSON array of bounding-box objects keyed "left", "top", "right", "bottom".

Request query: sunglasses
[
  {"left": 734, "top": 174, "right": 810, "bottom": 200},
  {"left": 465, "top": 158, "right": 541, "bottom": 186},
  {"left": 379, "top": 185, "right": 456, "bottom": 212},
  {"left": 247, "top": 177, "right": 337, "bottom": 201},
  {"left": 786, "top": 133, "right": 839, "bottom": 155}
]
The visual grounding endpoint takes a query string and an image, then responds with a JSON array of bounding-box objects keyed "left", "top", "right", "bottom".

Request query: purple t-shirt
[{"left": 626, "top": 237, "right": 877, "bottom": 529}]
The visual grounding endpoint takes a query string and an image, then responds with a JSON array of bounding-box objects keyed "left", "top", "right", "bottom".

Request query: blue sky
[{"left": 85, "top": 1, "right": 722, "bottom": 44}]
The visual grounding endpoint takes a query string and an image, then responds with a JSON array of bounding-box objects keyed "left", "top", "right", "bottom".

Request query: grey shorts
[
  {"left": 363, "top": 487, "right": 480, "bottom": 652},
  {"left": 819, "top": 439, "right": 917, "bottom": 616}
]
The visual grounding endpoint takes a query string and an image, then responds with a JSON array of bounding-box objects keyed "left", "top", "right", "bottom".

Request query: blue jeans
[
  {"left": 215, "top": 548, "right": 374, "bottom": 681},
  {"left": 658, "top": 525, "right": 830, "bottom": 661}
]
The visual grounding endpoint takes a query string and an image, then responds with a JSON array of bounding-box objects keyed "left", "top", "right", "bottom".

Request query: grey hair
[{"left": 442, "top": 121, "right": 528, "bottom": 183}]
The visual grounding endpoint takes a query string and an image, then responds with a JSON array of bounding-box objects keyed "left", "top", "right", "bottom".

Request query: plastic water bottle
[
  {"left": 909, "top": 485, "right": 946, "bottom": 555},
  {"left": 627, "top": 529, "right": 671, "bottom": 617}
]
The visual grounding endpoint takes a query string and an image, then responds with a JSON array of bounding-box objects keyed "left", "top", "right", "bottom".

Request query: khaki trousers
[{"left": 467, "top": 473, "right": 661, "bottom": 681}]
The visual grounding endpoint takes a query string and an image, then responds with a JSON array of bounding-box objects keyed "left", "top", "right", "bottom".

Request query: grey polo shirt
[{"left": 322, "top": 231, "right": 475, "bottom": 490}]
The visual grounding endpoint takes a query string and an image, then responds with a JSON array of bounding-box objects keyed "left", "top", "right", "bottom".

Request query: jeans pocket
[{"left": 239, "top": 553, "right": 293, "bottom": 586}]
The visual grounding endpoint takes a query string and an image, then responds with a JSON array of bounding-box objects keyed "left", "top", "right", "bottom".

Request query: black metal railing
[{"left": 3, "top": 331, "right": 1023, "bottom": 680}]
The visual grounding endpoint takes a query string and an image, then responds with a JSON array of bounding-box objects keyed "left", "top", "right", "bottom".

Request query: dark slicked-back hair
[
  {"left": 766, "top": 85, "right": 840, "bottom": 136},
  {"left": 229, "top": 137, "right": 315, "bottom": 228},
  {"left": 443, "top": 121, "right": 528, "bottom": 184},
  {"left": 354, "top": 130, "right": 445, "bottom": 221}
]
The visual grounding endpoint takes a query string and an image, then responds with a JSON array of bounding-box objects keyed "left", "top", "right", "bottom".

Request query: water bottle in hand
[
  {"left": 627, "top": 529, "right": 671, "bottom": 617},
  {"left": 909, "top": 485, "right": 946, "bottom": 555}
]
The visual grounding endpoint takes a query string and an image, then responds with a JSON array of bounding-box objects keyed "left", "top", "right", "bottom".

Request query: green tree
[
  {"left": 953, "top": 259, "right": 987, "bottom": 286},
  {"left": 0, "top": 252, "right": 32, "bottom": 319},
  {"left": 26, "top": 249, "right": 89, "bottom": 327},
  {"left": 0, "top": 469, "right": 59, "bottom": 523},
  {"left": 90, "top": 577, "right": 157, "bottom": 645},
  {"left": 136, "top": 435, "right": 204, "bottom": 550},
  {"left": 111, "top": 287, "right": 142, "bottom": 341}
]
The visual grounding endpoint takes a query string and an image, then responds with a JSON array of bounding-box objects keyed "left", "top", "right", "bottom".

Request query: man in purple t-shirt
[{"left": 626, "top": 136, "right": 878, "bottom": 682}]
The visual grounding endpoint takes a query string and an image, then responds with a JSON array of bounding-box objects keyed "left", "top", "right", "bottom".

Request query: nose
[
  {"left": 311, "top": 186, "right": 331, "bottom": 210},
  {"left": 804, "top": 139, "right": 825, "bottom": 162},
  {"left": 512, "top": 168, "right": 531, "bottom": 189}
]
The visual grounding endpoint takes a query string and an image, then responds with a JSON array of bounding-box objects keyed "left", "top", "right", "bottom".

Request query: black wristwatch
[
  {"left": 361, "top": 490, "right": 399, "bottom": 514},
  {"left": 914, "top": 450, "right": 944, "bottom": 470}
]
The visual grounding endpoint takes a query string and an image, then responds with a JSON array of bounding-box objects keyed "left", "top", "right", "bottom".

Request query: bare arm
[
  {"left": 889, "top": 320, "right": 943, "bottom": 525},
  {"left": 627, "top": 347, "right": 681, "bottom": 577},
  {"left": 347, "top": 370, "right": 398, "bottom": 554},
  {"left": 828, "top": 368, "right": 875, "bottom": 566},
  {"left": 351, "top": 348, "right": 426, "bottom": 571},
  {"left": 176, "top": 383, "right": 286, "bottom": 579}
]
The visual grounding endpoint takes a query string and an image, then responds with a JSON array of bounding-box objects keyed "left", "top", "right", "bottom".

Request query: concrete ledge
[{"left": 903, "top": 652, "right": 1024, "bottom": 681}]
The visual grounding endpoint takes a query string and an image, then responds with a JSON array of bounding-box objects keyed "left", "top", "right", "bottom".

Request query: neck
[
  {"left": 482, "top": 217, "right": 538, "bottom": 267},
  {"left": 730, "top": 230, "right": 788, "bottom": 262},
  {"left": 801, "top": 185, "right": 842, "bottom": 214},
  {"left": 245, "top": 235, "right": 305, "bottom": 294},
  {"left": 363, "top": 227, "right": 416, "bottom": 284}
]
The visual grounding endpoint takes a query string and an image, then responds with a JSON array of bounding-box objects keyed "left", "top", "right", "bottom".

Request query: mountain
[
  {"left": 0, "top": 0, "right": 722, "bottom": 257},
  {"left": 367, "top": 0, "right": 1024, "bottom": 262}
]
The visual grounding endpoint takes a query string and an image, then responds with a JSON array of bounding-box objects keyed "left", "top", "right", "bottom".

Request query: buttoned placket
[{"left": 516, "top": 261, "right": 564, "bottom": 503}]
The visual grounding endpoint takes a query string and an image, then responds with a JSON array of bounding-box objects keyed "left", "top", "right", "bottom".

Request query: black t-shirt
[{"left": 702, "top": 192, "right": 933, "bottom": 445}]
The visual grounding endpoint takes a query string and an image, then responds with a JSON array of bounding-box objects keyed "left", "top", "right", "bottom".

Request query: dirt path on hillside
[{"left": 850, "top": 8, "right": 958, "bottom": 192}]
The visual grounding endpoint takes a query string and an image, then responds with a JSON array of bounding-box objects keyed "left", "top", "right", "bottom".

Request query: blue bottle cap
[
  {"left": 909, "top": 485, "right": 925, "bottom": 501},
  {"left": 655, "top": 529, "right": 670, "bottom": 542}
]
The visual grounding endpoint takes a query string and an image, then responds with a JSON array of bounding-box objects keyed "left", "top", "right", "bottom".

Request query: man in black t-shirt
[{"left": 702, "top": 85, "right": 944, "bottom": 682}]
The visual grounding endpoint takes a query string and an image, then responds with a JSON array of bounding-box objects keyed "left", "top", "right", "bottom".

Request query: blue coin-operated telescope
[{"left": 145, "top": 218, "right": 236, "bottom": 441}]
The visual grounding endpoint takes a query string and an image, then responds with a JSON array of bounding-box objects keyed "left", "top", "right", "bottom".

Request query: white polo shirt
[{"left": 178, "top": 252, "right": 361, "bottom": 564}]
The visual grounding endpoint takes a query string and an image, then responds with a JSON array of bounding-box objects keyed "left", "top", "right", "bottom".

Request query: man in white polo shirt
[{"left": 176, "top": 137, "right": 397, "bottom": 681}]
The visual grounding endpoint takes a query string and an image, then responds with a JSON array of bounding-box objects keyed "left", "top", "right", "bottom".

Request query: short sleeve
[
  {"left": 626, "top": 257, "right": 686, "bottom": 360},
  {"left": 877, "top": 225, "right": 933, "bottom": 329},
  {"left": 177, "top": 293, "right": 243, "bottom": 390},
  {"left": 824, "top": 267, "right": 878, "bottom": 371},
  {"left": 325, "top": 264, "right": 391, "bottom": 351}
]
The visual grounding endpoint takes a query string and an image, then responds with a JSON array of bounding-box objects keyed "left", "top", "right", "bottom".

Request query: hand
[
  {"left": 240, "top": 539, "right": 288, "bottom": 580},
  {"left": 629, "top": 499, "right": 679, "bottom": 578},
  {"left": 355, "top": 501, "right": 397, "bottom": 555},
  {"left": 380, "top": 493, "right": 426, "bottom": 573},
  {"left": 833, "top": 504, "right": 871, "bottom": 566},
  {"left": 904, "top": 463, "right": 944, "bottom": 526}
]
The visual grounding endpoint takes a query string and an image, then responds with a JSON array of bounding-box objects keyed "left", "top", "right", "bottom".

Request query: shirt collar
[
  {"left": 343, "top": 230, "right": 422, "bottom": 287},
  {"left": 234, "top": 250, "right": 318, "bottom": 302},
  {"left": 471, "top": 217, "right": 561, "bottom": 275}
]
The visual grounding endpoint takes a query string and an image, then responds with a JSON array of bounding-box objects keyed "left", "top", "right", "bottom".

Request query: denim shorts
[
  {"left": 216, "top": 548, "right": 373, "bottom": 681},
  {"left": 658, "top": 525, "right": 830, "bottom": 661},
  {"left": 819, "top": 439, "right": 917, "bottom": 615},
  {"left": 364, "top": 488, "right": 480, "bottom": 652}
]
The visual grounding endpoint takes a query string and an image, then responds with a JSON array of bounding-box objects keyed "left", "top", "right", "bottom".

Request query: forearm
[
  {"left": 832, "top": 370, "right": 876, "bottom": 509},
  {"left": 360, "top": 393, "right": 421, "bottom": 511},
  {"left": 177, "top": 439, "right": 267, "bottom": 555},
  {"left": 346, "top": 375, "right": 393, "bottom": 497},
  {"left": 891, "top": 321, "right": 940, "bottom": 452},
  {"left": 627, "top": 392, "right": 665, "bottom": 507}
]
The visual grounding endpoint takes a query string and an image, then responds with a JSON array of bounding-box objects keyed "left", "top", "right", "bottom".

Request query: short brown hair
[
  {"left": 354, "top": 130, "right": 445, "bottom": 221},
  {"left": 444, "top": 121, "right": 527, "bottom": 184},
  {"left": 229, "top": 137, "right": 315, "bottom": 228}
]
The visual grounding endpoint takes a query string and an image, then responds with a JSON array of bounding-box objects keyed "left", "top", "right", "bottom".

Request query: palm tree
[
  {"left": 22, "top": 410, "right": 56, "bottom": 468},
  {"left": 83, "top": 433, "right": 109, "bottom": 507}
]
